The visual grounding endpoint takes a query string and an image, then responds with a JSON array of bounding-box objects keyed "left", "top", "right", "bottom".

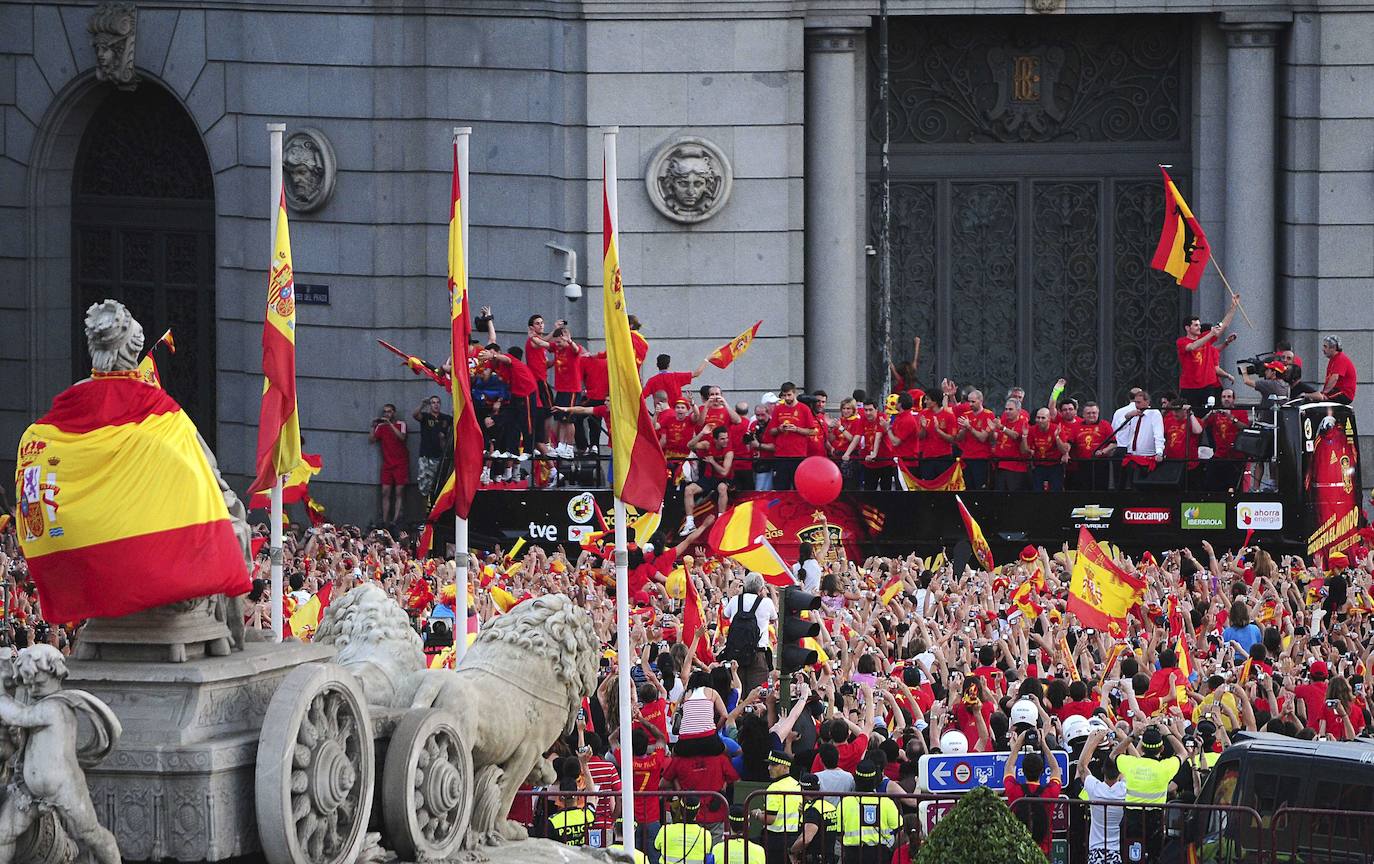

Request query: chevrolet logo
[{"left": 1071, "top": 505, "right": 1114, "bottom": 521}]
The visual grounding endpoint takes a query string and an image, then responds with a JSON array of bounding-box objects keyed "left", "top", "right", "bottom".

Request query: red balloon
[{"left": 795, "top": 456, "right": 842, "bottom": 505}]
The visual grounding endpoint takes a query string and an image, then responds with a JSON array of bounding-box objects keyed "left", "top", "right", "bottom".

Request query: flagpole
[
  {"left": 267, "top": 122, "right": 286, "bottom": 642},
  {"left": 1157, "top": 164, "right": 1254, "bottom": 330},
  {"left": 604, "top": 125, "right": 637, "bottom": 854},
  {"left": 453, "top": 126, "right": 471, "bottom": 661}
]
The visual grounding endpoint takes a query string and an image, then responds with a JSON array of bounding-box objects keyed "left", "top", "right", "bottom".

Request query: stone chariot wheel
[
  {"left": 255, "top": 663, "right": 375, "bottom": 864},
  {"left": 382, "top": 707, "right": 474, "bottom": 859}
]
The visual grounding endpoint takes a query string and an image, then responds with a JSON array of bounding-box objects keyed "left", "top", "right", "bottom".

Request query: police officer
[
  {"left": 1112, "top": 720, "right": 1189, "bottom": 863},
  {"left": 545, "top": 781, "right": 595, "bottom": 846},
  {"left": 717, "top": 804, "right": 767, "bottom": 863},
  {"left": 791, "top": 773, "right": 839, "bottom": 864},
  {"left": 654, "top": 797, "right": 713, "bottom": 864},
  {"left": 837, "top": 759, "right": 899, "bottom": 864},
  {"left": 750, "top": 751, "right": 801, "bottom": 864}
]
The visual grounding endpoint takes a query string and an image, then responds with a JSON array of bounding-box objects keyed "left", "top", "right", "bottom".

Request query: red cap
[
  {"left": 1020, "top": 545, "right": 1038, "bottom": 561},
  {"left": 674, "top": 398, "right": 692, "bottom": 408},
  {"left": 1311, "top": 660, "right": 1329, "bottom": 680},
  {"left": 1264, "top": 360, "right": 1288, "bottom": 374}
]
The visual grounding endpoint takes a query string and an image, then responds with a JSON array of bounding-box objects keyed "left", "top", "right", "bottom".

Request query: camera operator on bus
[{"left": 1238, "top": 360, "right": 1291, "bottom": 491}]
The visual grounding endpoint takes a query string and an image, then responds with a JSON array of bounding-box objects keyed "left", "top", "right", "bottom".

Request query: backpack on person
[
  {"left": 1013, "top": 780, "right": 1051, "bottom": 846},
  {"left": 719, "top": 594, "right": 762, "bottom": 664}
]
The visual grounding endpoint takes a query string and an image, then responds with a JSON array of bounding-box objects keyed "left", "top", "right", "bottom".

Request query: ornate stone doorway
[
  {"left": 71, "top": 84, "right": 217, "bottom": 442},
  {"left": 868, "top": 16, "right": 1193, "bottom": 408}
]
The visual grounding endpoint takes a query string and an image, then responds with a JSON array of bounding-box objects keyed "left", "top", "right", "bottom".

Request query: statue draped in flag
[{"left": 248, "top": 187, "right": 302, "bottom": 494}]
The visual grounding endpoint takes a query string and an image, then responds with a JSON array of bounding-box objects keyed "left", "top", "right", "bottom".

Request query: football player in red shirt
[
  {"left": 642, "top": 353, "right": 707, "bottom": 406},
  {"left": 806, "top": 391, "right": 831, "bottom": 458},
  {"left": 1023, "top": 407, "right": 1069, "bottom": 492},
  {"left": 1204, "top": 387, "right": 1250, "bottom": 492},
  {"left": 1176, "top": 295, "right": 1240, "bottom": 413},
  {"left": 1068, "top": 402, "right": 1116, "bottom": 490},
  {"left": 991, "top": 398, "right": 1030, "bottom": 491},
  {"left": 580, "top": 352, "right": 610, "bottom": 454},
  {"left": 549, "top": 326, "right": 588, "bottom": 458},
  {"left": 765, "top": 382, "right": 818, "bottom": 489},
  {"left": 683, "top": 426, "right": 735, "bottom": 532},
  {"left": 1163, "top": 401, "right": 1204, "bottom": 487},
  {"left": 919, "top": 393, "right": 959, "bottom": 481},
  {"left": 659, "top": 398, "right": 698, "bottom": 462},
  {"left": 696, "top": 385, "right": 741, "bottom": 433},
  {"left": 956, "top": 388, "right": 996, "bottom": 490}
]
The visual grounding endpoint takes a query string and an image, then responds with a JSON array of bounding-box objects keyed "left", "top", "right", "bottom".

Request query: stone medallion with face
[
  {"left": 282, "top": 127, "right": 337, "bottom": 212},
  {"left": 645, "top": 137, "right": 733, "bottom": 224}
]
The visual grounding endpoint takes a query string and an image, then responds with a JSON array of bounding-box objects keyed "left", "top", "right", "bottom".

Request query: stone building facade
[{"left": 1, "top": 0, "right": 1370, "bottom": 523}]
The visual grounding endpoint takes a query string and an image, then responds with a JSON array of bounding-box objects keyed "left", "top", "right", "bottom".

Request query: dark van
[{"left": 1167, "top": 732, "right": 1374, "bottom": 863}]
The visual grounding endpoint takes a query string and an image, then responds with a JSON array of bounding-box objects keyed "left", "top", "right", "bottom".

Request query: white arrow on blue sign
[{"left": 918, "top": 750, "right": 1070, "bottom": 793}]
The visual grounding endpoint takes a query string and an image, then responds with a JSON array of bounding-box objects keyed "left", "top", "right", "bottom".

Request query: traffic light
[{"left": 778, "top": 586, "right": 821, "bottom": 675}]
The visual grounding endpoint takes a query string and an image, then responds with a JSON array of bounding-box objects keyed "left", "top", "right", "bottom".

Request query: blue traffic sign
[{"left": 918, "top": 750, "right": 1070, "bottom": 793}]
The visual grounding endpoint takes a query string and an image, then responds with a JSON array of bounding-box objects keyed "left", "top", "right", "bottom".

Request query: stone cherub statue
[
  {"left": 81, "top": 300, "right": 250, "bottom": 653},
  {"left": 88, "top": 3, "right": 139, "bottom": 90},
  {"left": 0, "top": 645, "right": 123, "bottom": 864}
]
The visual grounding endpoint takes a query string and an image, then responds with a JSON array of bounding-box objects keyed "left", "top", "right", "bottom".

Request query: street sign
[
  {"left": 918, "top": 750, "right": 1071, "bottom": 793},
  {"left": 919, "top": 799, "right": 957, "bottom": 835}
]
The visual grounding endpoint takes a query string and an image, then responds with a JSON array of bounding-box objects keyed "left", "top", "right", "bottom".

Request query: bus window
[
  {"left": 1203, "top": 765, "right": 1241, "bottom": 841},
  {"left": 1300, "top": 782, "right": 1374, "bottom": 861},
  {"left": 1251, "top": 770, "right": 1302, "bottom": 817}
]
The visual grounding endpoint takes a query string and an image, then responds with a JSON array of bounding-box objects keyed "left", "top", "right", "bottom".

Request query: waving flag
[
  {"left": 898, "top": 459, "right": 965, "bottom": 492},
  {"left": 879, "top": 571, "right": 903, "bottom": 606},
  {"left": 288, "top": 581, "right": 333, "bottom": 642},
  {"left": 248, "top": 453, "right": 321, "bottom": 510},
  {"left": 955, "top": 495, "right": 994, "bottom": 571},
  {"left": 707, "top": 320, "right": 762, "bottom": 369},
  {"left": 1068, "top": 526, "right": 1146, "bottom": 631},
  {"left": 1150, "top": 167, "right": 1211, "bottom": 290},
  {"left": 448, "top": 142, "right": 485, "bottom": 519},
  {"left": 682, "top": 572, "right": 715, "bottom": 664},
  {"left": 249, "top": 187, "right": 302, "bottom": 494},
  {"left": 134, "top": 328, "right": 175, "bottom": 388},
  {"left": 417, "top": 471, "right": 457, "bottom": 558},
  {"left": 603, "top": 132, "right": 667, "bottom": 511},
  {"left": 15, "top": 377, "right": 249, "bottom": 622},
  {"left": 707, "top": 500, "right": 791, "bottom": 586}
]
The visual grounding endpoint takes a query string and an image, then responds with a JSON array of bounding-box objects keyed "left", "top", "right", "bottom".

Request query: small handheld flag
[{"left": 707, "top": 320, "right": 762, "bottom": 369}]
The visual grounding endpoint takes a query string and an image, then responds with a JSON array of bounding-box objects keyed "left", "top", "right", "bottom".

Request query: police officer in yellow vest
[
  {"left": 837, "top": 759, "right": 899, "bottom": 864},
  {"left": 791, "top": 772, "right": 840, "bottom": 864},
  {"left": 1112, "top": 721, "right": 1189, "bottom": 864},
  {"left": 655, "top": 796, "right": 713, "bottom": 864},
  {"left": 749, "top": 751, "right": 801, "bottom": 864},
  {"left": 546, "top": 781, "right": 595, "bottom": 846},
  {"left": 715, "top": 805, "right": 767, "bottom": 863}
]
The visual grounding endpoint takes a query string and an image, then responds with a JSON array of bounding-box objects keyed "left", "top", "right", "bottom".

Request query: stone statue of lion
[
  {"left": 314, "top": 583, "right": 426, "bottom": 709},
  {"left": 410, "top": 594, "right": 599, "bottom": 847}
]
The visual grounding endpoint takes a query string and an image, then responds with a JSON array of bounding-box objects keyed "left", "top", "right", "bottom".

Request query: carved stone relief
[
  {"left": 282, "top": 127, "right": 337, "bottom": 212},
  {"left": 89, "top": 3, "right": 139, "bottom": 90},
  {"left": 644, "top": 137, "right": 732, "bottom": 224}
]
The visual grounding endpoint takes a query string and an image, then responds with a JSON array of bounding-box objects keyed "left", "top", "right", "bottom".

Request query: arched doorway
[{"left": 71, "top": 84, "right": 217, "bottom": 444}]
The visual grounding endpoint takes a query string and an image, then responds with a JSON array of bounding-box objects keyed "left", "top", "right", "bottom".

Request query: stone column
[
  {"left": 805, "top": 28, "right": 862, "bottom": 393},
  {"left": 1220, "top": 17, "right": 1284, "bottom": 363}
]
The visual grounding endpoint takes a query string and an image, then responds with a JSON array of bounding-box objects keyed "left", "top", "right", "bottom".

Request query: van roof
[{"left": 1224, "top": 731, "right": 1374, "bottom": 765}]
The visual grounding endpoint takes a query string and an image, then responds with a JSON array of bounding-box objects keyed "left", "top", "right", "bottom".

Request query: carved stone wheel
[
  {"left": 256, "top": 663, "right": 375, "bottom": 864},
  {"left": 382, "top": 707, "right": 474, "bottom": 859},
  {"left": 15, "top": 811, "right": 75, "bottom": 864}
]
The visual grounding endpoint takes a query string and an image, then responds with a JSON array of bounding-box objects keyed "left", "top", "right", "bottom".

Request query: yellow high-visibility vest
[
  {"left": 837, "top": 795, "right": 899, "bottom": 847},
  {"left": 764, "top": 775, "right": 803, "bottom": 833},
  {"left": 1118, "top": 754, "right": 1180, "bottom": 805},
  {"left": 548, "top": 807, "right": 594, "bottom": 845},
  {"left": 654, "top": 821, "right": 712, "bottom": 864},
  {"left": 717, "top": 836, "right": 767, "bottom": 863}
]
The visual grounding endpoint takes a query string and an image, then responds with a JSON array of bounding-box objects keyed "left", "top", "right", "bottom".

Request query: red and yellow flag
[
  {"left": 1150, "top": 167, "right": 1211, "bottom": 291},
  {"left": 682, "top": 571, "right": 716, "bottom": 664},
  {"left": 288, "top": 581, "right": 333, "bottom": 642},
  {"left": 417, "top": 471, "right": 456, "bottom": 558},
  {"left": 956, "top": 495, "right": 994, "bottom": 571},
  {"left": 707, "top": 320, "right": 762, "bottom": 369},
  {"left": 249, "top": 187, "right": 302, "bottom": 494},
  {"left": 1068, "top": 526, "right": 1146, "bottom": 631},
  {"left": 879, "top": 571, "right": 903, "bottom": 606},
  {"left": 898, "top": 459, "right": 965, "bottom": 492},
  {"left": 248, "top": 453, "right": 321, "bottom": 510},
  {"left": 134, "top": 328, "right": 175, "bottom": 388},
  {"left": 15, "top": 377, "right": 250, "bottom": 622},
  {"left": 603, "top": 132, "right": 667, "bottom": 511},
  {"left": 448, "top": 142, "right": 485, "bottom": 520},
  {"left": 707, "top": 500, "right": 792, "bottom": 586}
]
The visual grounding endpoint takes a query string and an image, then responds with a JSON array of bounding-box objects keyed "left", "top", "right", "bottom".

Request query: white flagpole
[
  {"left": 267, "top": 122, "right": 286, "bottom": 642},
  {"left": 453, "top": 126, "right": 472, "bottom": 661},
  {"left": 604, "top": 126, "right": 637, "bottom": 853}
]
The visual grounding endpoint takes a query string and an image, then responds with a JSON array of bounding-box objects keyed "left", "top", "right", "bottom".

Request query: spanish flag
[
  {"left": 134, "top": 328, "right": 175, "bottom": 388},
  {"left": 448, "top": 142, "right": 485, "bottom": 520},
  {"left": 247, "top": 452, "right": 321, "bottom": 510},
  {"left": 249, "top": 187, "right": 303, "bottom": 494},
  {"left": 1150, "top": 167, "right": 1211, "bottom": 291},
  {"left": 898, "top": 459, "right": 965, "bottom": 492},
  {"left": 682, "top": 571, "right": 716, "bottom": 664},
  {"left": 955, "top": 495, "right": 994, "bottom": 571},
  {"left": 707, "top": 500, "right": 792, "bottom": 587},
  {"left": 417, "top": 471, "right": 457, "bottom": 557},
  {"left": 288, "top": 580, "right": 333, "bottom": 642},
  {"left": 15, "top": 377, "right": 250, "bottom": 622},
  {"left": 1068, "top": 526, "right": 1146, "bottom": 631},
  {"left": 707, "top": 320, "right": 762, "bottom": 369},
  {"left": 603, "top": 131, "right": 667, "bottom": 512},
  {"left": 879, "top": 571, "right": 903, "bottom": 606}
]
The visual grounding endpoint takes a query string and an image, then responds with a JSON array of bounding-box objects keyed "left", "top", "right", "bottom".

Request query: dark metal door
[
  {"left": 868, "top": 16, "right": 1193, "bottom": 410},
  {"left": 72, "top": 86, "right": 217, "bottom": 444}
]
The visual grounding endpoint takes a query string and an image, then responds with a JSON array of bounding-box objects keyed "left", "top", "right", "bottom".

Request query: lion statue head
[
  {"left": 472, "top": 594, "right": 599, "bottom": 705},
  {"left": 315, "top": 583, "right": 426, "bottom": 708}
]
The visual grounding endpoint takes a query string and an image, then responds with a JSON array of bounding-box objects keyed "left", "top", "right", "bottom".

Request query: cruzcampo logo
[{"left": 1182, "top": 502, "right": 1226, "bottom": 530}]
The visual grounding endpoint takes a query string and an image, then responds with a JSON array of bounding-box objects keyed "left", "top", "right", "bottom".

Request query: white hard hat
[
  {"left": 939, "top": 729, "right": 969, "bottom": 754},
  {"left": 1010, "top": 698, "right": 1039, "bottom": 728},
  {"left": 1063, "top": 715, "right": 1092, "bottom": 743}
]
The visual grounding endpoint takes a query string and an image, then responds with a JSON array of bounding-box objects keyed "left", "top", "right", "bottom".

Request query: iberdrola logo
[{"left": 1184, "top": 506, "right": 1199, "bottom": 521}]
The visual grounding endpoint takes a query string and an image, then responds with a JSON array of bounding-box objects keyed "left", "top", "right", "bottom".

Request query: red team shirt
[
  {"left": 1070, "top": 420, "right": 1114, "bottom": 460},
  {"left": 525, "top": 337, "right": 549, "bottom": 384},
  {"left": 1177, "top": 336, "right": 1221, "bottom": 389},
  {"left": 552, "top": 343, "right": 583, "bottom": 393},
  {"left": 659, "top": 416, "right": 697, "bottom": 460},
  {"left": 1163, "top": 413, "right": 1200, "bottom": 467},
  {"left": 922, "top": 408, "right": 957, "bottom": 458},
  {"left": 642, "top": 371, "right": 694, "bottom": 404},
  {"left": 993, "top": 414, "right": 1030, "bottom": 472},
  {"left": 1204, "top": 409, "right": 1250, "bottom": 458},
  {"left": 1024, "top": 425, "right": 1061, "bottom": 466},
  {"left": 959, "top": 408, "right": 996, "bottom": 459},
  {"left": 769, "top": 402, "right": 816, "bottom": 458}
]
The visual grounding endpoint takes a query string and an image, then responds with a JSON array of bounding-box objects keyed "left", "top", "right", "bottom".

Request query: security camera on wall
[
  {"left": 564, "top": 281, "right": 583, "bottom": 302},
  {"left": 546, "top": 242, "right": 580, "bottom": 303}
]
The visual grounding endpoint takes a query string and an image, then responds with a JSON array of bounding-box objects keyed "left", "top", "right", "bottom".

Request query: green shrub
[{"left": 913, "top": 786, "right": 1047, "bottom": 864}]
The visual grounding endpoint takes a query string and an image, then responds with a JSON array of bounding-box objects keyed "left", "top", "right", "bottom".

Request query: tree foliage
[{"left": 914, "top": 786, "right": 1047, "bottom": 864}]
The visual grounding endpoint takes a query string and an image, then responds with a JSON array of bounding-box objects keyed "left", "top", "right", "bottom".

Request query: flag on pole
[
  {"left": 134, "top": 328, "right": 175, "bottom": 388},
  {"left": 707, "top": 501, "right": 792, "bottom": 586},
  {"left": 1150, "top": 167, "right": 1211, "bottom": 291},
  {"left": 417, "top": 471, "right": 456, "bottom": 558},
  {"left": 1068, "top": 526, "right": 1147, "bottom": 631},
  {"left": 955, "top": 495, "right": 994, "bottom": 571},
  {"left": 707, "top": 320, "right": 763, "bottom": 369},
  {"left": 448, "top": 142, "right": 485, "bottom": 520},
  {"left": 879, "top": 571, "right": 903, "bottom": 605},
  {"left": 682, "top": 572, "right": 715, "bottom": 664},
  {"left": 249, "top": 187, "right": 302, "bottom": 494},
  {"left": 602, "top": 135, "right": 667, "bottom": 512},
  {"left": 248, "top": 453, "right": 321, "bottom": 509}
]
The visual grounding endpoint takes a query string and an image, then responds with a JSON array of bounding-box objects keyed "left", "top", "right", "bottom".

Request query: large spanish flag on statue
[
  {"left": 15, "top": 376, "right": 250, "bottom": 622},
  {"left": 249, "top": 187, "right": 302, "bottom": 494},
  {"left": 707, "top": 500, "right": 792, "bottom": 586},
  {"left": 603, "top": 131, "right": 667, "bottom": 511},
  {"left": 448, "top": 142, "right": 485, "bottom": 520},
  {"left": 1150, "top": 167, "right": 1211, "bottom": 291},
  {"left": 1068, "top": 526, "right": 1146, "bottom": 632}
]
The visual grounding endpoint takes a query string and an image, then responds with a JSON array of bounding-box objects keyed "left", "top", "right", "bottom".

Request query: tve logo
[{"left": 1237, "top": 502, "right": 1283, "bottom": 531}]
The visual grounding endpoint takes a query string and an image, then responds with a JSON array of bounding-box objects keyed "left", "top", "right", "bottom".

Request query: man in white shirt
[
  {"left": 1111, "top": 389, "right": 1164, "bottom": 490},
  {"left": 1077, "top": 730, "right": 1127, "bottom": 864},
  {"left": 723, "top": 572, "right": 777, "bottom": 694}
]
